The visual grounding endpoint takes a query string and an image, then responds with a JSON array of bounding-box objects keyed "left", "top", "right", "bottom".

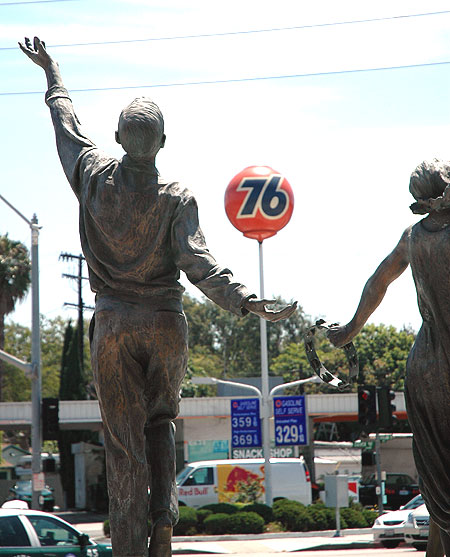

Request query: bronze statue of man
[
  {"left": 327, "top": 158, "right": 450, "bottom": 555},
  {"left": 20, "top": 37, "right": 296, "bottom": 557}
]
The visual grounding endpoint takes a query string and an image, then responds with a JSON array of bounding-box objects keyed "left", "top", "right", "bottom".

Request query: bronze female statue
[{"left": 328, "top": 158, "right": 450, "bottom": 555}]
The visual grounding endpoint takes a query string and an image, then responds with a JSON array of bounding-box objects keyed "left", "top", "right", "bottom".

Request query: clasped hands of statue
[{"left": 243, "top": 298, "right": 297, "bottom": 322}]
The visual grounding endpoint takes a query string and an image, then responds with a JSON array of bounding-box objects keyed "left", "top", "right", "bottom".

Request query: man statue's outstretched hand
[
  {"left": 243, "top": 298, "right": 297, "bottom": 322},
  {"left": 19, "top": 37, "right": 52, "bottom": 69},
  {"left": 327, "top": 323, "right": 353, "bottom": 348}
]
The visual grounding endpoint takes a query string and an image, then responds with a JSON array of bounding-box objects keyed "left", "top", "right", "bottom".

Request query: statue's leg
[
  {"left": 147, "top": 422, "right": 177, "bottom": 557},
  {"left": 427, "top": 517, "right": 445, "bottom": 557},
  {"left": 439, "top": 529, "right": 450, "bottom": 557},
  {"left": 91, "top": 305, "right": 150, "bottom": 557},
  {"left": 144, "top": 310, "right": 188, "bottom": 557}
]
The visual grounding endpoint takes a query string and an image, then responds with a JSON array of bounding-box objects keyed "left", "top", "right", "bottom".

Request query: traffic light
[
  {"left": 377, "top": 386, "right": 396, "bottom": 429},
  {"left": 42, "top": 398, "right": 59, "bottom": 440},
  {"left": 358, "top": 385, "right": 377, "bottom": 428}
]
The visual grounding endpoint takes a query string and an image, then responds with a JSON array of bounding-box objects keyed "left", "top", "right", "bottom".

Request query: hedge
[
  {"left": 225, "top": 512, "right": 265, "bottom": 534},
  {"left": 306, "top": 503, "right": 336, "bottom": 530},
  {"left": 203, "top": 512, "right": 231, "bottom": 535},
  {"left": 240, "top": 502, "right": 273, "bottom": 524},
  {"left": 272, "top": 499, "right": 314, "bottom": 532},
  {"left": 173, "top": 506, "right": 198, "bottom": 536},
  {"left": 362, "top": 507, "right": 378, "bottom": 527},
  {"left": 196, "top": 508, "right": 213, "bottom": 532},
  {"left": 103, "top": 498, "right": 377, "bottom": 537},
  {"left": 202, "top": 511, "right": 264, "bottom": 534},
  {"left": 199, "top": 502, "right": 239, "bottom": 515}
]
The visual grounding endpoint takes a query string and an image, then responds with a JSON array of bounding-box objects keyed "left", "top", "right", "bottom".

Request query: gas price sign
[
  {"left": 231, "top": 398, "right": 262, "bottom": 448},
  {"left": 273, "top": 395, "right": 308, "bottom": 446}
]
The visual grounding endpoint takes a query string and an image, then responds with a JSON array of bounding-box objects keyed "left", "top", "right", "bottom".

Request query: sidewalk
[{"left": 171, "top": 529, "right": 375, "bottom": 554}]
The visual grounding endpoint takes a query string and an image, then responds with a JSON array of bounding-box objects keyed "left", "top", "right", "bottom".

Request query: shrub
[
  {"left": 199, "top": 502, "right": 239, "bottom": 515},
  {"left": 272, "top": 498, "right": 302, "bottom": 513},
  {"left": 203, "top": 513, "right": 231, "bottom": 535},
  {"left": 241, "top": 502, "right": 273, "bottom": 524},
  {"left": 362, "top": 508, "right": 378, "bottom": 527},
  {"left": 306, "top": 502, "right": 335, "bottom": 530},
  {"left": 173, "top": 506, "right": 198, "bottom": 536},
  {"left": 340, "top": 507, "right": 368, "bottom": 528},
  {"left": 196, "top": 508, "right": 213, "bottom": 532},
  {"left": 234, "top": 477, "right": 264, "bottom": 503},
  {"left": 226, "top": 511, "right": 264, "bottom": 534},
  {"left": 272, "top": 499, "right": 313, "bottom": 531}
]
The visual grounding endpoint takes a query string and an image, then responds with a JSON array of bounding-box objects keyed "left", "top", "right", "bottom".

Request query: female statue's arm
[{"left": 328, "top": 226, "right": 412, "bottom": 347}]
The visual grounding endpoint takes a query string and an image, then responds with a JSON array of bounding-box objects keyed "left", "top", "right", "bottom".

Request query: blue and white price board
[
  {"left": 231, "top": 398, "right": 262, "bottom": 448},
  {"left": 273, "top": 395, "right": 307, "bottom": 446}
]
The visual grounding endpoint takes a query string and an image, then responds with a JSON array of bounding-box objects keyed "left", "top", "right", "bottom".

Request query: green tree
[
  {"left": 3, "top": 316, "right": 93, "bottom": 402},
  {"left": 58, "top": 321, "right": 92, "bottom": 508},
  {"left": 182, "top": 294, "right": 311, "bottom": 380},
  {"left": 0, "top": 235, "right": 31, "bottom": 400},
  {"left": 352, "top": 324, "right": 415, "bottom": 390},
  {"left": 271, "top": 322, "right": 415, "bottom": 393},
  {"left": 2, "top": 322, "right": 31, "bottom": 401}
]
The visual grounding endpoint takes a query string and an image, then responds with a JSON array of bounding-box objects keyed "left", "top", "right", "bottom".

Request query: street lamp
[
  {"left": 191, "top": 374, "right": 321, "bottom": 505},
  {"left": 0, "top": 194, "right": 42, "bottom": 510}
]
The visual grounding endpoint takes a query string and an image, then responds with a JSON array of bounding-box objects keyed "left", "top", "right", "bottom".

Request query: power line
[
  {"left": 1, "top": 9, "right": 449, "bottom": 51},
  {"left": 0, "top": 0, "right": 75, "bottom": 5},
  {"left": 1, "top": 59, "right": 450, "bottom": 97}
]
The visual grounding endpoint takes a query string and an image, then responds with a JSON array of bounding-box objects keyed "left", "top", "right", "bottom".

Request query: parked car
[
  {"left": 403, "top": 502, "right": 430, "bottom": 551},
  {"left": 372, "top": 494, "right": 423, "bottom": 548},
  {"left": 5, "top": 480, "right": 55, "bottom": 512},
  {"left": 359, "top": 473, "right": 420, "bottom": 509},
  {"left": 0, "top": 500, "right": 112, "bottom": 555}
]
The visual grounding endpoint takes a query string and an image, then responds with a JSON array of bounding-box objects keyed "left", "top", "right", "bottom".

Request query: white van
[{"left": 176, "top": 457, "right": 312, "bottom": 508}]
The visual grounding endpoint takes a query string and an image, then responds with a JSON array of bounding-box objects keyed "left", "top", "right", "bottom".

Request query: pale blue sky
[{"left": 1, "top": 0, "right": 450, "bottom": 332}]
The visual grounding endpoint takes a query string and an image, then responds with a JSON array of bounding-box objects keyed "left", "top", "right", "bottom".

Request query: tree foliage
[
  {"left": 271, "top": 322, "right": 415, "bottom": 392},
  {"left": 181, "top": 294, "right": 311, "bottom": 394},
  {"left": 181, "top": 294, "right": 415, "bottom": 394},
  {"left": 3, "top": 316, "right": 93, "bottom": 402},
  {"left": 183, "top": 294, "right": 310, "bottom": 374},
  {"left": 58, "top": 321, "right": 93, "bottom": 508},
  {"left": 0, "top": 235, "right": 31, "bottom": 400}
]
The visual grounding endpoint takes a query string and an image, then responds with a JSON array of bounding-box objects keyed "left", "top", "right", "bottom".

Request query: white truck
[{"left": 176, "top": 457, "right": 312, "bottom": 508}]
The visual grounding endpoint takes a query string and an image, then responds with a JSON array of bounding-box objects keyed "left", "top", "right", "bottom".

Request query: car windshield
[
  {"left": 14, "top": 481, "right": 31, "bottom": 491},
  {"left": 176, "top": 466, "right": 194, "bottom": 485},
  {"left": 402, "top": 495, "right": 424, "bottom": 510},
  {"left": 28, "top": 515, "right": 80, "bottom": 547}
]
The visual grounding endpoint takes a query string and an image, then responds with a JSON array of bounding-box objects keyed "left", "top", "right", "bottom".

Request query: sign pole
[
  {"left": 375, "top": 431, "right": 384, "bottom": 514},
  {"left": 224, "top": 165, "right": 295, "bottom": 507},
  {"left": 258, "top": 241, "right": 272, "bottom": 506},
  {"left": 31, "top": 215, "right": 42, "bottom": 510}
]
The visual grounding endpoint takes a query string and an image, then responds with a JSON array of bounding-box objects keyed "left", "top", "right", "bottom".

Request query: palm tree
[{"left": 0, "top": 235, "right": 31, "bottom": 400}]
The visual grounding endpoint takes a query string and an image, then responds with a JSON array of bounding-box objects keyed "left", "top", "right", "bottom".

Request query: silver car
[
  {"left": 403, "top": 502, "right": 429, "bottom": 551},
  {"left": 372, "top": 494, "right": 423, "bottom": 548}
]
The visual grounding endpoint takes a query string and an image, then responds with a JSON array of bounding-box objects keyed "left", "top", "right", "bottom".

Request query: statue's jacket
[{"left": 45, "top": 85, "right": 252, "bottom": 316}]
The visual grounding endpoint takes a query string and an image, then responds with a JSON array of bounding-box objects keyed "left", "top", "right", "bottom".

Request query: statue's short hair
[
  {"left": 118, "top": 97, "right": 164, "bottom": 161},
  {"left": 409, "top": 159, "right": 450, "bottom": 201}
]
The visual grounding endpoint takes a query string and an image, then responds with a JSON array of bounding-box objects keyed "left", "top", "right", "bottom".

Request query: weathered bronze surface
[
  {"left": 304, "top": 319, "right": 359, "bottom": 390},
  {"left": 327, "top": 159, "right": 450, "bottom": 554},
  {"left": 20, "top": 37, "right": 296, "bottom": 557}
]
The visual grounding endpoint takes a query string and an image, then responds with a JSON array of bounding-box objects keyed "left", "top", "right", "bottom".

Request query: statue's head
[
  {"left": 409, "top": 159, "right": 450, "bottom": 213},
  {"left": 116, "top": 97, "right": 165, "bottom": 161}
]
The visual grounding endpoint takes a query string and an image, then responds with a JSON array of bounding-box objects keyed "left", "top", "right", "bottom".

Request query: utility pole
[
  {"left": 59, "top": 253, "right": 93, "bottom": 372},
  {"left": 0, "top": 195, "right": 42, "bottom": 509}
]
